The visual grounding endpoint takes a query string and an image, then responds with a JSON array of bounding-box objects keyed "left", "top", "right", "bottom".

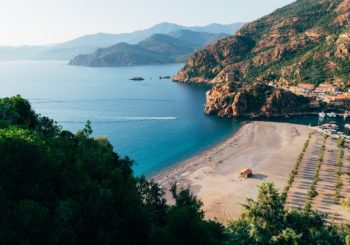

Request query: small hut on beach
[{"left": 240, "top": 168, "right": 253, "bottom": 178}]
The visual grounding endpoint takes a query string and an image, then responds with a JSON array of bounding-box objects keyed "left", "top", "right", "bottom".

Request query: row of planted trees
[
  {"left": 281, "top": 130, "right": 350, "bottom": 219},
  {"left": 304, "top": 135, "right": 328, "bottom": 211},
  {"left": 0, "top": 95, "right": 349, "bottom": 244},
  {"left": 336, "top": 137, "right": 345, "bottom": 202},
  {"left": 281, "top": 133, "right": 312, "bottom": 203},
  {"left": 338, "top": 137, "right": 350, "bottom": 214}
]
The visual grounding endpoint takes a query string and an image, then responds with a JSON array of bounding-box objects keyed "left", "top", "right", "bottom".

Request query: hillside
[
  {"left": 138, "top": 33, "right": 195, "bottom": 60},
  {"left": 69, "top": 31, "right": 229, "bottom": 66},
  {"left": 174, "top": 0, "right": 350, "bottom": 116},
  {"left": 167, "top": 30, "right": 229, "bottom": 47},
  {"left": 68, "top": 42, "right": 169, "bottom": 66}
]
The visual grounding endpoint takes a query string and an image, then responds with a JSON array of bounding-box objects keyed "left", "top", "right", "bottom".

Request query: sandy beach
[{"left": 153, "top": 121, "right": 314, "bottom": 224}]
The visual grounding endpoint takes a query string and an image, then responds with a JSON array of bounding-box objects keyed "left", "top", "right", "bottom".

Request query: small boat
[
  {"left": 130, "top": 77, "right": 144, "bottom": 81},
  {"left": 319, "top": 111, "right": 326, "bottom": 118},
  {"left": 344, "top": 124, "right": 350, "bottom": 129},
  {"left": 159, "top": 76, "right": 171, "bottom": 80}
]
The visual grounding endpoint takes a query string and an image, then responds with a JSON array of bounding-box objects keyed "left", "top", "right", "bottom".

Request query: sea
[
  {"left": 1, "top": 60, "right": 349, "bottom": 176},
  {"left": 0, "top": 60, "right": 241, "bottom": 176}
]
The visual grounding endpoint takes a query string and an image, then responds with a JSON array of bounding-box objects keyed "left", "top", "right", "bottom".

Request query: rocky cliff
[
  {"left": 174, "top": 0, "right": 350, "bottom": 117},
  {"left": 205, "top": 83, "right": 310, "bottom": 117}
]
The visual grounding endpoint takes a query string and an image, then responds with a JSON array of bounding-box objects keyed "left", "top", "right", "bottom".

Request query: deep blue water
[{"left": 0, "top": 60, "right": 241, "bottom": 176}]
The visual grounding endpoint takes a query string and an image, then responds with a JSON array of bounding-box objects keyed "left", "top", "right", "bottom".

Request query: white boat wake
[
  {"left": 110, "top": 116, "right": 177, "bottom": 121},
  {"left": 59, "top": 116, "right": 177, "bottom": 123}
]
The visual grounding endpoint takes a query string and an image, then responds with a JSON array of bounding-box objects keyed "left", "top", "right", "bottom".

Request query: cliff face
[
  {"left": 174, "top": 0, "right": 350, "bottom": 117},
  {"left": 205, "top": 83, "right": 310, "bottom": 117}
]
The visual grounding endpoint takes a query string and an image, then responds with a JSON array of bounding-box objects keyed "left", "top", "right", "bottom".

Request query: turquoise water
[{"left": 0, "top": 60, "right": 241, "bottom": 176}]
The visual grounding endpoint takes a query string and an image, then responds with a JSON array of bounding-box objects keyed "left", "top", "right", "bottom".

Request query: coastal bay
[
  {"left": 0, "top": 61, "right": 240, "bottom": 175},
  {"left": 153, "top": 121, "right": 314, "bottom": 223},
  {"left": 2, "top": 0, "right": 350, "bottom": 243}
]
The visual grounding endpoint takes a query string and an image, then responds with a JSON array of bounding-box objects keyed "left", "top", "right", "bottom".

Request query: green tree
[
  {"left": 153, "top": 184, "right": 226, "bottom": 245},
  {"left": 227, "top": 183, "right": 346, "bottom": 244}
]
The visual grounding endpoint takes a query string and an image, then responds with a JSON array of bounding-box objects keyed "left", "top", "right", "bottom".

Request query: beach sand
[{"left": 152, "top": 121, "right": 314, "bottom": 224}]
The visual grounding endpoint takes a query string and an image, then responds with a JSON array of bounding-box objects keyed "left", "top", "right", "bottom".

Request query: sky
[{"left": 0, "top": 0, "right": 295, "bottom": 46}]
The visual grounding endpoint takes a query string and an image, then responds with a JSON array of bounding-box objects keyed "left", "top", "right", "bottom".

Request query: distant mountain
[
  {"left": 51, "top": 22, "right": 242, "bottom": 49},
  {"left": 36, "top": 23, "right": 185, "bottom": 60},
  {"left": 138, "top": 34, "right": 195, "bottom": 59},
  {"left": 0, "top": 22, "right": 243, "bottom": 60},
  {"left": 167, "top": 30, "right": 229, "bottom": 47},
  {"left": 68, "top": 42, "right": 169, "bottom": 66},
  {"left": 186, "top": 23, "right": 245, "bottom": 34},
  {"left": 69, "top": 31, "right": 229, "bottom": 66}
]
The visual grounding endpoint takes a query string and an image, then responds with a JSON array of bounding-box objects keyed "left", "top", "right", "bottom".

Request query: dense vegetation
[
  {"left": 0, "top": 95, "right": 348, "bottom": 244},
  {"left": 228, "top": 183, "right": 346, "bottom": 244}
]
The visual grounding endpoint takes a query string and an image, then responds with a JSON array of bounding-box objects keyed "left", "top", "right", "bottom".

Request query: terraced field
[{"left": 286, "top": 133, "right": 350, "bottom": 224}]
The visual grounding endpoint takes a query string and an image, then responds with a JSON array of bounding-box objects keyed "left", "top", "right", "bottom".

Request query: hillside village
[
  {"left": 285, "top": 82, "right": 350, "bottom": 109},
  {"left": 225, "top": 72, "right": 350, "bottom": 111}
]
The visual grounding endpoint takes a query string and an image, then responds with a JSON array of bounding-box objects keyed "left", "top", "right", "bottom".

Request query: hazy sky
[{"left": 0, "top": 0, "right": 295, "bottom": 46}]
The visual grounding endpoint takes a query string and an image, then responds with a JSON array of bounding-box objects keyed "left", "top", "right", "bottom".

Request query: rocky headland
[
  {"left": 173, "top": 0, "right": 350, "bottom": 117},
  {"left": 204, "top": 82, "right": 311, "bottom": 117}
]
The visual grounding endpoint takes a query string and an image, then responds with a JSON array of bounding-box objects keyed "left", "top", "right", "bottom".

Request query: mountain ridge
[
  {"left": 68, "top": 30, "right": 229, "bottom": 66},
  {"left": 37, "top": 22, "right": 243, "bottom": 60},
  {"left": 0, "top": 22, "right": 243, "bottom": 60}
]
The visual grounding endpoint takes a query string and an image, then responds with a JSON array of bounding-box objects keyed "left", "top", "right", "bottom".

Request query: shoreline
[
  {"left": 221, "top": 111, "right": 348, "bottom": 120},
  {"left": 152, "top": 121, "right": 314, "bottom": 223},
  {"left": 150, "top": 112, "right": 350, "bottom": 179},
  {"left": 150, "top": 120, "right": 311, "bottom": 180},
  {"left": 149, "top": 121, "right": 249, "bottom": 180}
]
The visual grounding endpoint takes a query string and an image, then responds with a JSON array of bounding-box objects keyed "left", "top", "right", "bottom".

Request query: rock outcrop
[
  {"left": 174, "top": 0, "right": 350, "bottom": 117},
  {"left": 204, "top": 83, "right": 310, "bottom": 117}
]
